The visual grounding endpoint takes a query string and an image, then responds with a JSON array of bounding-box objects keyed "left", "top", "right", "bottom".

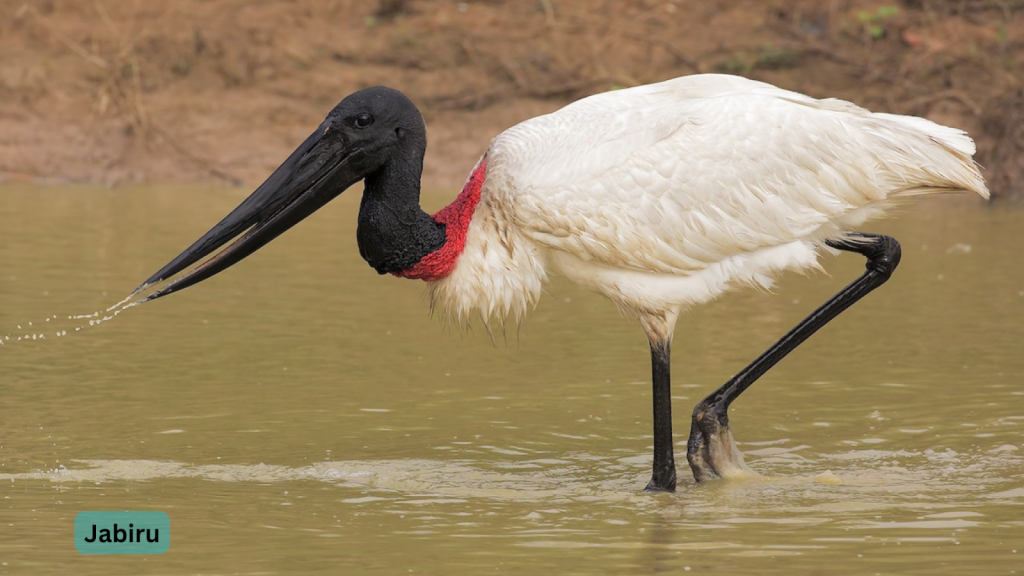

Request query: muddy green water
[{"left": 0, "top": 187, "right": 1021, "bottom": 575}]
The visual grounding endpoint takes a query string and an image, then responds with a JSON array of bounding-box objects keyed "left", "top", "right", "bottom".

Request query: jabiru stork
[{"left": 136, "top": 74, "right": 988, "bottom": 492}]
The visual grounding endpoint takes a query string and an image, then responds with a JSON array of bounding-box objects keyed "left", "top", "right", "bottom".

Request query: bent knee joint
[{"left": 867, "top": 236, "right": 901, "bottom": 278}]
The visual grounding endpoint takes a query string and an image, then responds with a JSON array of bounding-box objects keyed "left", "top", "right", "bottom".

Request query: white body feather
[{"left": 429, "top": 74, "right": 988, "bottom": 339}]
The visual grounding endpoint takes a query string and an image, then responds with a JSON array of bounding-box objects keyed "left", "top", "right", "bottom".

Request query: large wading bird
[{"left": 138, "top": 74, "right": 988, "bottom": 492}]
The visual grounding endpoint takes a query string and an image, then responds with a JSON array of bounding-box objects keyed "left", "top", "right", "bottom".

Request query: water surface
[{"left": 0, "top": 187, "right": 1021, "bottom": 574}]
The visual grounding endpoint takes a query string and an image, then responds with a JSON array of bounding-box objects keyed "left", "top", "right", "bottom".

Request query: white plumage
[{"left": 430, "top": 74, "right": 988, "bottom": 339}]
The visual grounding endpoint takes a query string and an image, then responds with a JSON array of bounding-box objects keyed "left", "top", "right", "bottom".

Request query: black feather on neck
[{"left": 356, "top": 125, "right": 446, "bottom": 275}]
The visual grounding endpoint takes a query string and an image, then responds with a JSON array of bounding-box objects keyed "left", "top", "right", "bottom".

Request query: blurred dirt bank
[{"left": 0, "top": 0, "right": 1021, "bottom": 197}]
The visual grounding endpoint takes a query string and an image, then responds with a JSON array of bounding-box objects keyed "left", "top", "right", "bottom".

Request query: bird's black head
[
  {"left": 325, "top": 86, "right": 426, "bottom": 175},
  {"left": 135, "top": 86, "right": 425, "bottom": 301}
]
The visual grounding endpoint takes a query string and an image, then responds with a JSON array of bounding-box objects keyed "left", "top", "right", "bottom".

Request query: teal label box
[{"left": 74, "top": 511, "right": 170, "bottom": 554}]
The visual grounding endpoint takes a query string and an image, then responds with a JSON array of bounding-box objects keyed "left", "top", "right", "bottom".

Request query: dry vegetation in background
[{"left": 0, "top": 0, "right": 1021, "bottom": 197}]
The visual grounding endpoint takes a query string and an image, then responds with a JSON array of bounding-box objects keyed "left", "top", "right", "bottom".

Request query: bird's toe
[{"left": 686, "top": 405, "right": 754, "bottom": 482}]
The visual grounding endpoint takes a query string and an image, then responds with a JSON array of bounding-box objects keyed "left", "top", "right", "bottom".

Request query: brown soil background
[{"left": 1, "top": 0, "right": 1021, "bottom": 197}]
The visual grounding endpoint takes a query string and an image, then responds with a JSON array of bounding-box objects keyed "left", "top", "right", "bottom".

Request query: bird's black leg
[
  {"left": 687, "top": 233, "right": 901, "bottom": 482},
  {"left": 645, "top": 338, "right": 677, "bottom": 492}
]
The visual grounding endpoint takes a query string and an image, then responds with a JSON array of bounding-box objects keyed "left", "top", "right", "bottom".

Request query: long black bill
[{"left": 137, "top": 122, "right": 363, "bottom": 302}]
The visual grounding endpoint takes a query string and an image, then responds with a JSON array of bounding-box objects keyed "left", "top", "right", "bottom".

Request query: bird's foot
[{"left": 686, "top": 402, "right": 754, "bottom": 482}]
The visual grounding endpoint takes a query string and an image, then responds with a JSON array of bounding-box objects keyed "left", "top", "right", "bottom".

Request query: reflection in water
[{"left": 0, "top": 186, "right": 1022, "bottom": 574}]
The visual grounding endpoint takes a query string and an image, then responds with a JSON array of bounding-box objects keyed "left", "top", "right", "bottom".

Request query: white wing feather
[{"left": 486, "top": 74, "right": 987, "bottom": 275}]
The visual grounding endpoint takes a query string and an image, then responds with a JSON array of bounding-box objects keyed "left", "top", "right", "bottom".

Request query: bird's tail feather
[{"left": 869, "top": 112, "right": 989, "bottom": 200}]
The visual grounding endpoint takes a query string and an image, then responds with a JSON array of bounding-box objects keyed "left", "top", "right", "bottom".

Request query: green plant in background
[
  {"left": 857, "top": 5, "right": 899, "bottom": 40},
  {"left": 712, "top": 45, "right": 797, "bottom": 74},
  {"left": 755, "top": 44, "right": 797, "bottom": 70},
  {"left": 714, "top": 57, "right": 750, "bottom": 74}
]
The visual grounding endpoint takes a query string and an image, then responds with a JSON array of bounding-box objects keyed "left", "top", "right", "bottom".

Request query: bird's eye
[{"left": 354, "top": 114, "right": 374, "bottom": 129}]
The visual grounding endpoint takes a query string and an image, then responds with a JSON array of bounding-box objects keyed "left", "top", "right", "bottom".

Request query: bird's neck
[
  {"left": 356, "top": 143, "right": 486, "bottom": 281},
  {"left": 392, "top": 156, "right": 486, "bottom": 281}
]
